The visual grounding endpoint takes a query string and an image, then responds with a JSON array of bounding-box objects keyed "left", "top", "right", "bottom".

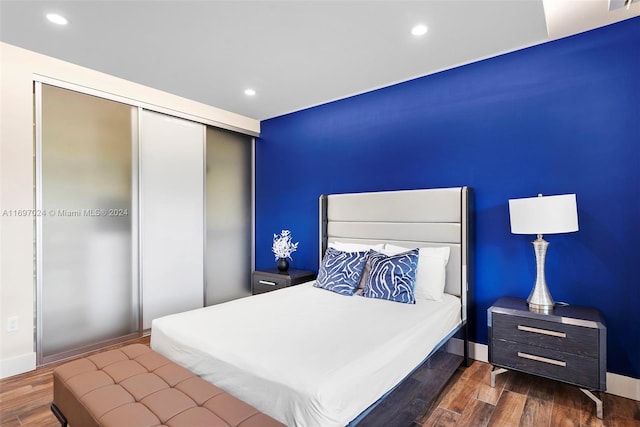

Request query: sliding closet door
[
  {"left": 205, "top": 127, "right": 253, "bottom": 305},
  {"left": 140, "top": 110, "right": 205, "bottom": 329},
  {"left": 37, "top": 84, "right": 139, "bottom": 364}
]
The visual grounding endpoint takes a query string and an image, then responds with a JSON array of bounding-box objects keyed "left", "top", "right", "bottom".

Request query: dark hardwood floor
[
  {"left": 421, "top": 361, "right": 640, "bottom": 427},
  {"left": 0, "top": 336, "right": 150, "bottom": 427},
  {"left": 1, "top": 339, "right": 638, "bottom": 427}
]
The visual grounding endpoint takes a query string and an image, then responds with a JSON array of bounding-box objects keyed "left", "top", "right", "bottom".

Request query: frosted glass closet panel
[
  {"left": 38, "top": 84, "right": 138, "bottom": 364},
  {"left": 140, "top": 110, "right": 205, "bottom": 329},
  {"left": 205, "top": 127, "right": 253, "bottom": 305}
]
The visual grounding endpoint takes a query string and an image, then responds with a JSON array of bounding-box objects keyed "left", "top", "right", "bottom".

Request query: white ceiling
[{"left": 1, "top": 0, "right": 638, "bottom": 121}]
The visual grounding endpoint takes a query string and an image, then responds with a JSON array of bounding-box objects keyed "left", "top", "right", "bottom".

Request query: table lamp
[{"left": 508, "top": 193, "right": 579, "bottom": 313}]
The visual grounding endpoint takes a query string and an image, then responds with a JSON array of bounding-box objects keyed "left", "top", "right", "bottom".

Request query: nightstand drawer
[
  {"left": 252, "top": 275, "right": 290, "bottom": 294},
  {"left": 491, "top": 340, "right": 600, "bottom": 389},
  {"left": 492, "top": 312, "right": 599, "bottom": 358},
  {"left": 252, "top": 269, "right": 316, "bottom": 295}
]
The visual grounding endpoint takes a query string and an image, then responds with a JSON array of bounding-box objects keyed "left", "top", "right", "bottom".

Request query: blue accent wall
[{"left": 256, "top": 18, "right": 640, "bottom": 379}]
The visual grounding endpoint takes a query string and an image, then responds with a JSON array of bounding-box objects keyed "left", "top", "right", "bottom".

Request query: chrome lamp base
[{"left": 527, "top": 235, "right": 555, "bottom": 313}]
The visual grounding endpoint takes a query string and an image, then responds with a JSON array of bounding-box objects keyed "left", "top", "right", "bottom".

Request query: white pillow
[
  {"left": 383, "top": 244, "right": 450, "bottom": 301},
  {"left": 329, "top": 241, "right": 384, "bottom": 252}
]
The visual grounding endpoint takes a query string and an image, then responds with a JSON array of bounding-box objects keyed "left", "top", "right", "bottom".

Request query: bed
[{"left": 151, "top": 186, "right": 473, "bottom": 426}]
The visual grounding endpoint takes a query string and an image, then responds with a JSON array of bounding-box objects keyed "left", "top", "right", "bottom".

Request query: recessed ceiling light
[
  {"left": 46, "top": 13, "right": 68, "bottom": 25},
  {"left": 411, "top": 24, "right": 428, "bottom": 36},
  {"left": 244, "top": 88, "right": 256, "bottom": 96}
]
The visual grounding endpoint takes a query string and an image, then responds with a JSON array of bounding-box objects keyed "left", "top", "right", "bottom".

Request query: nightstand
[
  {"left": 252, "top": 269, "right": 316, "bottom": 295},
  {"left": 488, "top": 297, "right": 607, "bottom": 418}
]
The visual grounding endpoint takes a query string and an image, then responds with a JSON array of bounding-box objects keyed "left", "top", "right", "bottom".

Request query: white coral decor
[{"left": 272, "top": 229, "right": 299, "bottom": 260}]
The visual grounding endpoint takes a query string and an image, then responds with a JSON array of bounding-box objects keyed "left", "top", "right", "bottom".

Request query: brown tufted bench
[{"left": 51, "top": 343, "right": 285, "bottom": 427}]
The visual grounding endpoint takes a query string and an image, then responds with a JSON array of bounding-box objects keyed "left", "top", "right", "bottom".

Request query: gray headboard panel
[{"left": 319, "top": 187, "right": 473, "bottom": 322}]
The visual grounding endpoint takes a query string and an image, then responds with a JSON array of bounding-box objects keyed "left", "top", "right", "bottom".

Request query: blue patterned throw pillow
[
  {"left": 362, "top": 249, "right": 419, "bottom": 304},
  {"left": 314, "top": 247, "right": 368, "bottom": 295}
]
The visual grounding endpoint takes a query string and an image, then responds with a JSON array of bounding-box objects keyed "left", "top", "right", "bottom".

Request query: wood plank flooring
[
  {"left": 421, "top": 361, "right": 640, "bottom": 427},
  {"left": 0, "top": 336, "right": 150, "bottom": 427},
  {"left": 359, "top": 351, "right": 464, "bottom": 426},
  {"left": 1, "top": 340, "right": 638, "bottom": 427}
]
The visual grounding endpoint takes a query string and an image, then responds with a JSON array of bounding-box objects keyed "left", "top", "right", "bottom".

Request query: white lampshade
[{"left": 509, "top": 194, "right": 579, "bottom": 235}]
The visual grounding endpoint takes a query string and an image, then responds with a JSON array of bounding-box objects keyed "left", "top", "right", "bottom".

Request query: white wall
[{"left": 0, "top": 42, "right": 260, "bottom": 378}]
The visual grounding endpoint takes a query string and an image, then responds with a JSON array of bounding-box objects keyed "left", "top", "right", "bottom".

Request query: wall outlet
[{"left": 7, "top": 316, "right": 19, "bottom": 332}]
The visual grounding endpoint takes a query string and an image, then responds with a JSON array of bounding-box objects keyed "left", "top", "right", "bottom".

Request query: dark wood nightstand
[
  {"left": 252, "top": 269, "right": 316, "bottom": 295},
  {"left": 488, "top": 297, "right": 607, "bottom": 418}
]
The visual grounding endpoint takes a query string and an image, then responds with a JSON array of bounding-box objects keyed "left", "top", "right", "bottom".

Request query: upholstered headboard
[{"left": 319, "top": 187, "right": 473, "bottom": 322}]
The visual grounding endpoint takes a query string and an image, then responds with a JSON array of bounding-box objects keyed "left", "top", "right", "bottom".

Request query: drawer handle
[
  {"left": 517, "top": 352, "right": 567, "bottom": 367},
  {"left": 258, "top": 280, "right": 277, "bottom": 286},
  {"left": 518, "top": 325, "right": 566, "bottom": 338}
]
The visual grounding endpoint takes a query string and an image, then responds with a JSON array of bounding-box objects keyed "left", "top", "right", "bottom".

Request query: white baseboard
[
  {"left": 0, "top": 352, "right": 36, "bottom": 379},
  {"left": 447, "top": 339, "right": 639, "bottom": 401},
  {"left": 606, "top": 372, "right": 640, "bottom": 401},
  {"left": 447, "top": 338, "right": 489, "bottom": 363}
]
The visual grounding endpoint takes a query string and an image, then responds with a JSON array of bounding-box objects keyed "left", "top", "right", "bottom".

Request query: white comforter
[{"left": 151, "top": 282, "right": 461, "bottom": 427}]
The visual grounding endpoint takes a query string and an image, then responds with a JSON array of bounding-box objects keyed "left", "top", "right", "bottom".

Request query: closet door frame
[
  {"left": 34, "top": 81, "right": 141, "bottom": 365},
  {"left": 203, "top": 134, "right": 257, "bottom": 305},
  {"left": 203, "top": 128, "right": 255, "bottom": 305},
  {"left": 33, "top": 75, "right": 259, "bottom": 137},
  {"left": 34, "top": 77, "right": 256, "bottom": 365}
]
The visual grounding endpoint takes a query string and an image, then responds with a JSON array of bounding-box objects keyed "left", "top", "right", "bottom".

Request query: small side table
[
  {"left": 252, "top": 269, "right": 316, "bottom": 295},
  {"left": 488, "top": 297, "right": 606, "bottom": 418}
]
